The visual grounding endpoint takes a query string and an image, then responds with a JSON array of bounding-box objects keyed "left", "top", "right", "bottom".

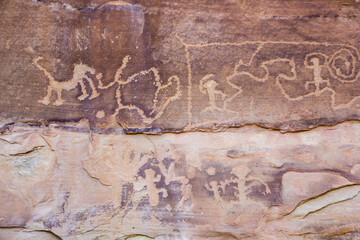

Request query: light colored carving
[
  {"left": 35, "top": 53, "right": 181, "bottom": 124},
  {"left": 96, "top": 110, "right": 105, "bottom": 119},
  {"left": 205, "top": 179, "right": 236, "bottom": 209},
  {"left": 177, "top": 36, "right": 360, "bottom": 127},
  {"left": 98, "top": 55, "right": 181, "bottom": 124},
  {"left": 176, "top": 35, "right": 194, "bottom": 126},
  {"left": 329, "top": 48, "right": 359, "bottom": 82},
  {"left": 97, "top": 55, "right": 131, "bottom": 89},
  {"left": 34, "top": 56, "right": 99, "bottom": 106},
  {"left": 35, "top": 37, "right": 360, "bottom": 125},
  {"left": 304, "top": 53, "right": 329, "bottom": 92},
  {"left": 223, "top": 43, "right": 265, "bottom": 110},
  {"left": 274, "top": 49, "right": 360, "bottom": 109},
  {"left": 142, "top": 168, "right": 167, "bottom": 207},
  {"left": 199, "top": 74, "right": 227, "bottom": 113}
]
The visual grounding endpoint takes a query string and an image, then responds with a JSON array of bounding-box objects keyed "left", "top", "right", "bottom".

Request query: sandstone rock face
[{"left": 2, "top": 0, "right": 360, "bottom": 239}]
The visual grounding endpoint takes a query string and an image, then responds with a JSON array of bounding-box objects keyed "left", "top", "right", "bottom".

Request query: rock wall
[{"left": 1, "top": 0, "right": 360, "bottom": 239}]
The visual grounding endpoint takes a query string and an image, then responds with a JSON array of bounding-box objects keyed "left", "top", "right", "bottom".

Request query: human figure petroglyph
[
  {"left": 304, "top": 53, "right": 330, "bottom": 92},
  {"left": 35, "top": 37, "right": 360, "bottom": 126},
  {"left": 178, "top": 36, "right": 360, "bottom": 127},
  {"left": 199, "top": 74, "right": 228, "bottom": 113},
  {"left": 177, "top": 35, "right": 260, "bottom": 126},
  {"left": 33, "top": 56, "right": 100, "bottom": 106},
  {"left": 135, "top": 168, "right": 167, "bottom": 207},
  {"left": 230, "top": 43, "right": 360, "bottom": 108}
]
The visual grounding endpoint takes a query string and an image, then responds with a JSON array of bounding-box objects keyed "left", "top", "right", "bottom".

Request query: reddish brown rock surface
[
  {"left": 2, "top": 0, "right": 360, "bottom": 132},
  {"left": 2, "top": 0, "right": 360, "bottom": 239}
]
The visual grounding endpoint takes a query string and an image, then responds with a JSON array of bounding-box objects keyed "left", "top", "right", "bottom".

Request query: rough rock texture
[
  {"left": 3, "top": 123, "right": 360, "bottom": 239},
  {"left": 2, "top": 0, "right": 360, "bottom": 133},
  {"left": 2, "top": 0, "right": 360, "bottom": 239}
]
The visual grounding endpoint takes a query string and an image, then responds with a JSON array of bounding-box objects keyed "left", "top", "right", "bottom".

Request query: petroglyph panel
[
  {"left": 2, "top": 122, "right": 360, "bottom": 239},
  {"left": 184, "top": 40, "right": 360, "bottom": 129},
  {"left": 4, "top": 0, "right": 360, "bottom": 239},
  {"left": 2, "top": 0, "right": 360, "bottom": 132},
  {"left": 0, "top": 0, "right": 188, "bottom": 133}
]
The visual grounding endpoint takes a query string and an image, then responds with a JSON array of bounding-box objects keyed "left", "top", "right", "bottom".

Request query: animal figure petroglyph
[
  {"left": 98, "top": 55, "right": 181, "bottom": 124},
  {"left": 177, "top": 35, "right": 360, "bottom": 127},
  {"left": 35, "top": 38, "right": 360, "bottom": 125},
  {"left": 35, "top": 54, "right": 181, "bottom": 124},
  {"left": 33, "top": 57, "right": 99, "bottom": 106},
  {"left": 227, "top": 43, "right": 360, "bottom": 109}
]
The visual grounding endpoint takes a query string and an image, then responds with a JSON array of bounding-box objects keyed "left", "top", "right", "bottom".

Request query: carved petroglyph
[
  {"left": 33, "top": 57, "right": 100, "bottom": 106},
  {"left": 273, "top": 45, "right": 360, "bottom": 109},
  {"left": 97, "top": 55, "right": 131, "bottom": 90},
  {"left": 177, "top": 36, "right": 360, "bottom": 127},
  {"left": 34, "top": 38, "right": 360, "bottom": 127},
  {"left": 98, "top": 55, "right": 181, "bottom": 124},
  {"left": 35, "top": 54, "right": 181, "bottom": 124},
  {"left": 304, "top": 53, "right": 329, "bottom": 92},
  {"left": 199, "top": 74, "right": 227, "bottom": 113},
  {"left": 253, "top": 44, "right": 359, "bottom": 108},
  {"left": 329, "top": 48, "right": 360, "bottom": 83}
]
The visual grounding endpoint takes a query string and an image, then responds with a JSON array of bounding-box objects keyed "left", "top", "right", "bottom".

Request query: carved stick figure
[
  {"left": 200, "top": 74, "right": 226, "bottom": 111},
  {"left": 305, "top": 53, "right": 329, "bottom": 92}
]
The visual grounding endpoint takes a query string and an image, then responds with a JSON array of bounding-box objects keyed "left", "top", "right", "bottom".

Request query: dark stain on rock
[
  {"left": 43, "top": 214, "right": 62, "bottom": 229},
  {"left": 72, "top": 203, "right": 115, "bottom": 223},
  {"left": 162, "top": 157, "right": 175, "bottom": 169},
  {"left": 121, "top": 183, "right": 134, "bottom": 208},
  {"left": 188, "top": 161, "right": 239, "bottom": 200},
  {"left": 137, "top": 158, "right": 160, "bottom": 179}
]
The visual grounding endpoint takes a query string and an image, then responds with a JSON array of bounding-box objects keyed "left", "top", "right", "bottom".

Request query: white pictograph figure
[
  {"left": 274, "top": 47, "right": 360, "bottom": 108},
  {"left": 34, "top": 57, "right": 99, "bottom": 106}
]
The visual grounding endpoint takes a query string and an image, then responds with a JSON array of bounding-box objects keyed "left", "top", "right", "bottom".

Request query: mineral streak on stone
[{"left": 2, "top": 0, "right": 360, "bottom": 239}]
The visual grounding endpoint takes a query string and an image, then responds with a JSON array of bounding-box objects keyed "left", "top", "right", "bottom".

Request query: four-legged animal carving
[
  {"left": 34, "top": 57, "right": 99, "bottom": 106},
  {"left": 97, "top": 55, "right": 181, "bottom": 123},
  {"left": 34, "top": 55, "right": 181, "bottom": 123},
  {"left": 226, "top": 43, "right": 360, "bottom": 108},
  {"left": 34, "top": 41, "right": 360, "bottom": 124}
]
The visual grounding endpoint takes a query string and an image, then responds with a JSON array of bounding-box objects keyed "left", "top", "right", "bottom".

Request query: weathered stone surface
[
  {"left": 2, "top": 0, "right": 360, "bottom": 133},
  {"left": 3, "top": 0, "right": 360, "bottom": 239},
  {"left": 1, "top": 122, "right": 360, "bottom": 239}
]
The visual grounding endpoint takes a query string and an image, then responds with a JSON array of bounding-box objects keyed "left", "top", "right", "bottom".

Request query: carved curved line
[
  {"left": 98, "top": 55, "right": 131, "bottom": 89},
  {"left": 33, "top": 56, "right": 56, "bottom": 83},
  {"left": 176, "top": 36, "right": 359, "bottom": 50},
  {"left": 328, "top": 48, "right": 359, "bottom": 83}
]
